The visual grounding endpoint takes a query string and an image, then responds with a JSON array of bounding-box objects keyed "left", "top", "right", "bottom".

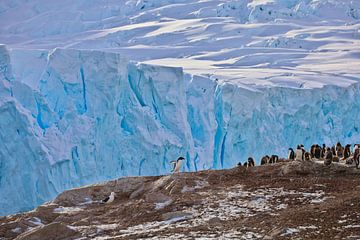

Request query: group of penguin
[
  {"left": 240, "top": 142, "right": 360, "bottom": 168},
  {"left": 103, "top": 144, "right": 360, "bottom": 204},
  {"left": 289, "top": 142, "right": 360, "bottom": 167}
]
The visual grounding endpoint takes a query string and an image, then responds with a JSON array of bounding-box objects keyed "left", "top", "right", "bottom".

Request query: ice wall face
[
  {"left": 1, "top": 45, "right": 360, "bottom": 216},
  {"left": 0, "top": 46, "right": 197, "bottom": 215}
]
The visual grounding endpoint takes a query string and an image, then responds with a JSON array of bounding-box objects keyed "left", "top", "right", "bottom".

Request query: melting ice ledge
[{"left": 1, "top": 45, "right": 360, "bottom": 216}]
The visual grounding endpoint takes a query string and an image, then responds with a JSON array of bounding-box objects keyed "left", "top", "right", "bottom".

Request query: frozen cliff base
[{"left": 1, "top": 45, "right": 360, "bottom": 216}]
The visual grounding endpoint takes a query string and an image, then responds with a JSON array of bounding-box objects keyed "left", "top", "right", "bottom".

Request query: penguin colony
[
  {"left": 241, "top": 142, "right": 360, "bottom": 168},
  {"left": 102, "top": 143, "right": 358, "bottom": 204}
]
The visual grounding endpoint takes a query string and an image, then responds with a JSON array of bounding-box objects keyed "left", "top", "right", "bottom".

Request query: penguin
[
  {"left": 274, "top": 155, "right": 279, "bottom": 163},
  {"left": 310, "top": 145, "right": 316, "bottom": 158},
  {"left": 237, "top": 162, "right": 242, "bottom": 167},
  {"left": 304, "top": 152, "right": 311, "bottom": 161},
  {"left": 343, "top": 144, "right": 351, "bottom": 160},
  {"left": 243, "top": 162, "right": 248, "bottom": 168},
  {"left": 270, "top": 155, "right": 279, "bottom": 164},
  {"left": 331, "top": 146, "right": 336, "bottom": 156},
  {"left": 335, "top": 142, "right": 343, "bottom": 158},
  {"left": 288, "top": 148, "right": 295, "bottom": 160},
  {"left": 355, "top": 154, "right": 360, "bottom": 169},
  {"left": 353, "top": 145, "right": 360, "bottom": 168},
  {"left": 301, "top": 145, "right": 306, "bottom": 158},
  {"left": 321, "top": 144, "right": 326, "bottom": 158},
  {"left": 170, "top": 157, "right": 185, "bottom": 173},
  {"left": 247, "top": 157, "right": 255, "bottom": 167},
  {"left": 102, "top": 192, "right": 116, "bottom": 204},
  {"left": 261, "top": 155, "right": 270, "bottom": 165},
  {"left": 314, "top": 144, "right": 322, "bottom": 159},
  {"left": 295, "top": 145, "right": 304, "bottom": 161},
  {"left": 324, "top": 147, "right": 333, "bottom": 166}
]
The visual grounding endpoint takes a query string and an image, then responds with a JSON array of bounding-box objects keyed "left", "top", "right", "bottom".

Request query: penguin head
[
  {"left": 177, "top": 157, "right": 185, "bottom": 161},
  {"left": 110, "top": 192, "right": 115, "bottom": 196}
]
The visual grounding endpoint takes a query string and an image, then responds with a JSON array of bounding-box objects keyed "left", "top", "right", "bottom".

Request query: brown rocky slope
[{"left": 1, "top": 160, "right": 360, "bottom": 240}]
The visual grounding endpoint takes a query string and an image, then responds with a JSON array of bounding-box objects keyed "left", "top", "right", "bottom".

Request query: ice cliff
[{"left": 1, "top": 45, "right": 360, "bottom": 215}]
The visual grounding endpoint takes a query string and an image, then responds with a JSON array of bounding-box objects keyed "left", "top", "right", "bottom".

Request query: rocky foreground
[{"left": 1, "top": 160, "right": 360, "bottom": 240}]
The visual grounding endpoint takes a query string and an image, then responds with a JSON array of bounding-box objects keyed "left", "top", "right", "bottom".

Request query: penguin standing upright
[
  {"left": 261, "top": 155, "right": 269, "bottom": 165},
  {"left": 335, "top": 142, "right": 343, "bottom": 158},
  {"left": 295, "top": 145, "right": 304, "bottom": 161},
  {"left": 356, "top": 155, "right": 360, "bottom": 169},
  {"left": 353, "top": 145, "right": 360, "bottom": 168},
  {"left": 170, "top": 157, "right": 185, "bottom": 173},
  {"left": 310, "top": 145, "right": 316, "bottom": 158},
  {"left": 270, "top": 155, "right": 279, "bottom": 164},
  {"left": 343, "top": 144, "right": 351, "bottom": 160},
  {"left": 247, "top": 157, "right": 255, "bottom": 167},
  {"left": 331, "top": 146, "right": 336, "bottom": 156},
  {"left": 321, "top": 144, "right": 326, "bottom": 158},
  {"left": 324, "top": 147, "right": 333, "bottom": 166},
  {"left": 314, "top": 144, "right": 322, "bottom": 159},
  {"left": 288, "top": 148, "right": 295, "bottom": 160}
]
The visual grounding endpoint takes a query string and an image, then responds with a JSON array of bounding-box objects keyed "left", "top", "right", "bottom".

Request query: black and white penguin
[
  {"left": 314, "top": 144, "right": 322, "bottom": 159},
  {"left": 343, "top": 144, "right": 351, "bottom": 160},
  {"left": 295, "top": 145, "right": 304, "bottom": 161},
  {"left": 355, "top": 154, "right": 360, "bottom": 169},
  {"left": 310, "top": 145, "right": 316, "bottom": 158},
  {"left": 353, "top": 145, "right": 360, "bottom": 168},
  {"left": 260, "top": 155, "right": 270, "bottom": 165},
  {"left": 102, "top": 192, "right": 115, "bottom": 204},
  {"left": 331, "top": 146, "right": 336, "bottom": 156},
  {"left": 170, "top": 157, "right": 185, "bottom": 173},
  {"left": 288, "top": 148, "right": 295, "bottom": 160},
  {"left": 247, "top": 157, "right": 255, "bottom": 167},
  {"left": 324, "top": 147, "right": 333, "bottom": 166},
  {"left": 321, "top": 144, "right": 326, "bottom": 158},
  {"left": 270, "top": 155, "right": 279, "bottom": 164},
  {"left": 335, "top": 142, "right": 343, "bottom": 158}
]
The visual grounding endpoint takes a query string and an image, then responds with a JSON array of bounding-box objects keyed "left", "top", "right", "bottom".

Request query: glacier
[
  {"left": 1, "top": 0, "right": 360, "bottom": 216},
  {"left": 1, "top": 45, "right": 360, "bottom": 216}
]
